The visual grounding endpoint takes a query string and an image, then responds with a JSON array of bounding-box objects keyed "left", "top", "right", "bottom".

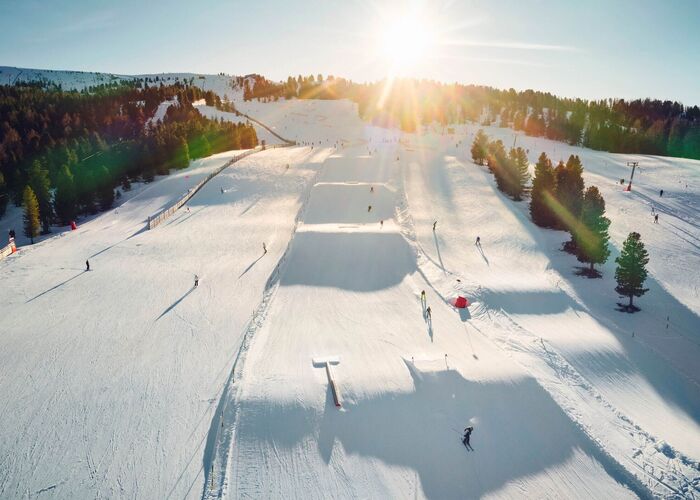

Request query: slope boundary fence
[
  {"left": 147, "top": 143, "right": 290, "bottom": 230},
  {"left": 238, "top": 111, "right": 296, "bottom": 146}
]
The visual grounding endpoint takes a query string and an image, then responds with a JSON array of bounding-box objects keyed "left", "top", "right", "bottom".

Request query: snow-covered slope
[
  {"left": 1, "top": 95, "right": 699, "bottom": 499},
  {"left": 0, "top": 145, "right": 334, "bottom": 498},
  {"left": 0, "top": 66, "right": 242, "bottom": 101}
]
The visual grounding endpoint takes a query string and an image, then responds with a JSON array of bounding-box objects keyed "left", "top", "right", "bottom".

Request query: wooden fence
[{"left": 147, "top": 143, "right": 292, "bottom": 230}]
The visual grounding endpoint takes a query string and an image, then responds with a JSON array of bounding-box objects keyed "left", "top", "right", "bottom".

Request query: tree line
[
  {"left": 2, "top": 81, "right": 257, "bottom": 238},
  {"left": 240, "top": 75, "right": 700, "bottom": 161},
  {"left": 472, "top": 129, "right": 649, "bottom": 311}
]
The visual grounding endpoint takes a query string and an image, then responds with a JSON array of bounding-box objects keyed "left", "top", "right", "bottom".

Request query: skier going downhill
[
  {"left": 654, "top": 214, "right": 659, "bottom": 223},
  {"left": 194, "top": 275, "right": 199, "bottom": 287},
  {"left": 475, "top": 236, "right": 481, "bottom": 246},
  {"left": 85, "top": 260, "right": 90, "bottom": 271},
  {"left": 368, "top": 205, "right": 372, "bottom": 212},
  {"left": 433, "top": 220, "right": 437, "bottom": 231},
  {"left": 263, "top": 242, "right": 267, "bottom": 254},
  {"left": 462, "top": 426, "right": 474, "bottom": 450},
  {"left": 426, "top": 306, "right": 432, "bottom": 320}
]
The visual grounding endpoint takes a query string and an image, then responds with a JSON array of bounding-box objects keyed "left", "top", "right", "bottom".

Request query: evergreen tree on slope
[
  {"left": 575, "top": 186, "right": 611, "bottom": 275},
  {"left": 615, "top": 232, "right": 650, "bottom": 311},
  {"left": 23, "top": 186, "right": 40, "bottom": 244}
]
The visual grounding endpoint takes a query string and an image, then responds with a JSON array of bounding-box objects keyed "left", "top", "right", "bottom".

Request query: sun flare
[{"left": 378, "top": 15, "right": 435, "bottom": 73}]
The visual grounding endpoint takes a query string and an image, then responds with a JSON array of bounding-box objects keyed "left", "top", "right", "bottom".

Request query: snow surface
[{"left": 1, "top": 81, "right": 699, "bottom": 498}]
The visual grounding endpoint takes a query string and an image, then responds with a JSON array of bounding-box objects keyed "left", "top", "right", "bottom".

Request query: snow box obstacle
[{"left": 313, "top": 356, "right": 342, "bottom": 408}]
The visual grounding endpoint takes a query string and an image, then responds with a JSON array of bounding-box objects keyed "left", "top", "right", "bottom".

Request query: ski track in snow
[
  {"left": 202, "top": 142, "right": 333, "bottom": 499},
  {"left": 397, "top": 136, "right": 699, "bottom": 498}
]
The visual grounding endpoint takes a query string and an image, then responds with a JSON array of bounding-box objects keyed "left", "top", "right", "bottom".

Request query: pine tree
[
  {"left": 174, "top": 136, "right": 190, "bottom": 169},
  {"left": 0, "top": 172, "right": 7, "bottom": 218},
  {"left": 555, "top": 155, "right": 585, "bottom": 241},
  {"left": 486, "top": 140, "right": 509, "bottom": 193},
  {"left": 575, "top": 186, "right": 611, "bottom": 275},
  {"left": 28, "top": 160, "right": 52, "bottom": 233},
  {"left": 96, "top": 166, "right": 114, "bottom": 211},
  {"left": 507, "top": 147, "right": 530, "bottom": 200},
  {"left": 23, "top": 186, "right": 40, "bottom": 244},
  {"left": 54, "top": 164, "right": 77, "bottom": 225},
  {"left": 471, "top": 129, "right": 489, "bottom": 165},
  {"left": 530, "top": 152, "right": 557, "bottom": 227},
  {"left": 615, "top": 232, "right": 650, "bottom": 311}
]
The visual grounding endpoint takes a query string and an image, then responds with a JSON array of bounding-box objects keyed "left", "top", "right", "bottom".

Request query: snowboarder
[
  {"left": 262, "top": 242, "right": 267, "bottom": 254},
  {"left": 654, "top": 214, "right": 659, "bottom": 223},
  {"left": 433, "top": 221, "right": 437, "bottom": 231},
  {"left": 660, "top": 189, "right": 664, "bottom": 197},
  {"left": 475, "top": 236, "right": 481, "bottom": 246},
  {"left": 368, "top": 205, "right": 372, "bottom": 212},
  {"left": 462, "top": 426, "right": 474, "bottom": 450},
  {"left": 85, "top": 260, "right": 90, "bottom": 271},
  {"left": 194, "top": 274, "right": 199, "bottom": 287}
]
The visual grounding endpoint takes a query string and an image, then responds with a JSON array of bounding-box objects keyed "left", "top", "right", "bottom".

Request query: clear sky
[{"left": 1, "top": 0, "right": 698, "bottom": 104}]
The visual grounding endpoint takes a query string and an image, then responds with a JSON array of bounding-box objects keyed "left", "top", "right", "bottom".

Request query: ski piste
[{"left": 1, "top": 78, "right": 698, "bottom": 499}]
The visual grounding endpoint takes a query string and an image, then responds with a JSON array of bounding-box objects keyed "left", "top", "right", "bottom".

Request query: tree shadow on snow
[{"left": 490, "top": 184, "right": 700, "bottom": 427}]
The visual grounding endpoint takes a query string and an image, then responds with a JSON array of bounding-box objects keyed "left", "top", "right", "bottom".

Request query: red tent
[{"left": 453, "top": 296, "right": 469, "bottom": 308}]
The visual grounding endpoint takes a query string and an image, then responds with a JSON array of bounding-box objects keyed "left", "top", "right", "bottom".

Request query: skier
[
  {"left": 263, "top": 242, "right": 267, "bottom": 254},
  {"left": 85, "top": 260, "right": 90, "bottom": 271},
  {"left": 380, "top": 220, "right": 384, "bottom": 228},
  {"left": 426, "top": 306, "right": 432, "bottom": 320},
  {"left": 433, "top": 221, "right": 437, "bottom": 231},
  {"left": 420, "top": 290, "right": 426, "bottom": 304},
  {"left": 462, "top": 426, "right": 474, "bottom": 450},
  {"left": 221, "top": 187, "right": 224, "bottom": 194},
  {"left": 370, "top": 186, "right": 374, "bottom": 193},
  {"left": 660, "top": 189, "right": 664, "bottom": 197},
  {"left": 654, "top": 214, "right": 659, "bottom": 224},
  {"left": 368, "top": 205, "right": 372, "bottom": 212},
  {"left": 194, "top": 274, "right": 199, "bottom": 287},
  {"left": 475, "top": 236, "right": 481, "bottom": 246}
]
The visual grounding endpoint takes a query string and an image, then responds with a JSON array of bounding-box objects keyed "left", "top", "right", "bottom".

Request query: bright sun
[{"left": 379, "top": 16, "right": 434, "bottom": 73}]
